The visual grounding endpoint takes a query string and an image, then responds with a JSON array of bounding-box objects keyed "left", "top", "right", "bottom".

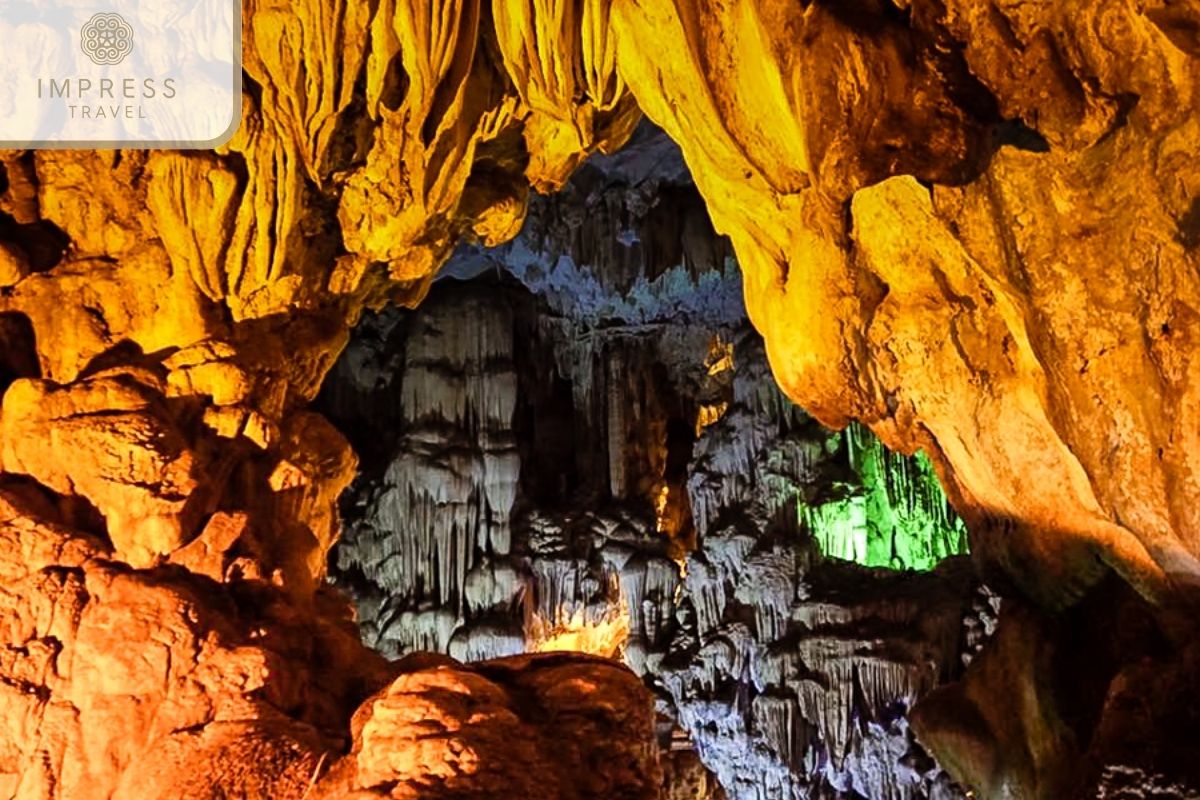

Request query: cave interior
[{"left": 0, "top": 1, "right": 1198, "bottom": 799}]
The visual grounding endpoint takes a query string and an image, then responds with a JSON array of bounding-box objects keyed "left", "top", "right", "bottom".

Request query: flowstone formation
[
  {"left": 0, "top": 1, "right": 656, "bottom": 795},
  {"left": 0, "top": 0, "right": 1195, "bottom": 797},
  {"left": 321, "top": 128, "right": 977, "bottom": 799},
  {"left": 610, "top": 0, "right": 1200, "bottom": 609},
  {"left": 801, "top": 425, "right": 968, "bottom": 572}
]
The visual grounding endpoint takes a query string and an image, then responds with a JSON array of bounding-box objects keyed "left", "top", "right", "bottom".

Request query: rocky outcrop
[
  {"left": 316, "top": 652, "right": 662, "bottom": 800},
  {"left": 610, "top": 0, "right": 1200, "bottom": 612},
  {"left": 913, "top": 578, "right": 1200, "bottom": 800},
  {"left": 0, "top": 480, "right": 661, "bottom": 799}
]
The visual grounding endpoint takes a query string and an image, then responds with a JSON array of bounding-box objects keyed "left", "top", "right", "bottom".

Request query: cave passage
[{"left": 319, "top": 125, "right": 977, "bottom": 800}]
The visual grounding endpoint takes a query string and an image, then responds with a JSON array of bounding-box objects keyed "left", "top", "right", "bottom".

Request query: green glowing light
[{"left": 801, "top": 424, "right": 968, "bottom": 571}]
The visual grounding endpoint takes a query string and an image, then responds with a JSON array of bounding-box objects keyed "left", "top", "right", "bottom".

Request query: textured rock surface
[
  {"left": 0, "top": 0, "right": 1197, "bottom": 797},
  {"left": 914, "top": 579, "right": 1200, "bottom": 800},
  {"left": 610, "top": 0, "right": 1200, "bottom": 611},
  {"left": 0, "top": 5, "right": 658, "bottom": 794},
  {"left": 321, "top": 134, "right": 977, "bottom": 800},
  {"left": 0, "top": 480, "right": 662, "bottom": 799},
  {"left": 316, "top": 652, "right": 662, "bottom": 799}
]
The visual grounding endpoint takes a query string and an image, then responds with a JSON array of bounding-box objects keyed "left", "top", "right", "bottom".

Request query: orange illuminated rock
[
  {"left": 0, "top": 484, "right": 663, "bottom": 799},
  {"left": 317, "top": 654, "right": 661, "bottom": 799},
  {"left": 610, "top": 0, "right": 1200, "bottom": 608},
  {"left": 0, "top": 371, "right": 210, "bottom": 567},
  {"left": 0, "top": 242, "right": 27, "bottom": 287},
  {"left": 169, "top": 511, "right": 249, "bottom": 580}
]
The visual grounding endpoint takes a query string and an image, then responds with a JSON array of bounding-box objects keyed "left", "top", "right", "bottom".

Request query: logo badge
[
  {"left": 80, "top": 13, "right": 134, "bottom": 66},
  {"left": 0, "top": 1, "right": 240, "bottom": 148}
]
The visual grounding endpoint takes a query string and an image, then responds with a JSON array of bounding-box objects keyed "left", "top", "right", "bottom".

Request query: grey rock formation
[{"left": 319, "top": 125, "right": 982, "bottom": 800}]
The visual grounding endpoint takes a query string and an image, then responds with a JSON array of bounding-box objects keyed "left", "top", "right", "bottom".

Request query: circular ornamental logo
[{"left": 80, "top": 13, "right": 134, "bottom": 66}]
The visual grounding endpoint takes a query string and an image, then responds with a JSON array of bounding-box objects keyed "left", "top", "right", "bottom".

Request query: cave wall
[
  {"left": 0, "top": 2, "right": 656, "bottom": 795},
  {"left": 323, "top": 285, "right": 979, "bottom": 799},
  {"left": 0, "top": 0, "right": 1193, "bottom": 606},
  {"left": 0, "top": 0, "right": 1196, "bottom": 797},
  {"left": 609, "top": 0, "right": 1200, "bottom": 611}
]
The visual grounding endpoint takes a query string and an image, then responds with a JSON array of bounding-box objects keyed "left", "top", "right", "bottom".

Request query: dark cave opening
[{"left": 0, "top": 312, "right": 38, "bottom": 395}]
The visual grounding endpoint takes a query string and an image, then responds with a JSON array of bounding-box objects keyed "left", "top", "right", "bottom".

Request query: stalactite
[
  {"left": 607, "top": 346, "right": 628, "bottom": 498},
  {"left": 376, "top": 607, "right": 459, "bottom": 657},
  {"left": 323, "top": 127, "right": 979, "bottom": 800},
  {"left": 333, "top": 289, "right": 522, "bottom": 647},
  {"left": 752, "top": 694, "right": 805, "bottom": 771},
  {"left": 620, "top": 554, "right": 679, "bottom": 646},
  {"left": 803, "top": 424, "right": 968, "bottom": 572},
  {"left": 448, "top": 622, "right": 526, "bottom": 662}
]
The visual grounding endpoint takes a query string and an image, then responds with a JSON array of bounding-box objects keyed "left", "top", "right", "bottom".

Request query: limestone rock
[
  {"left": 611, "top": 0, "right": 1200, "bottom": 609},
  {"left": 0, "top": 482, "right": 661, "bottom": 799},
  {"left": 168, "top": 511, "right": 250, "bottom": 581},
  {"left": 0, "top": 372, "right": 211, "bottom": 567},
  {"left": 317, "top": 654, "right": 661, "bottom": 799},
  {"left": 913, "top": 584, "right": 1200, "bottom": 799},
  {"left": 0, "top": 242, "right": 28, "bottom": 287},
  {"left": 322, "top": 137, "right": 976, "bottom": 799},
  {"left": 0, "top": 483, "right": 375, "bottom": 799},
  {"left": 0, "top": 0, "right": 1197, "bottom": 797}
]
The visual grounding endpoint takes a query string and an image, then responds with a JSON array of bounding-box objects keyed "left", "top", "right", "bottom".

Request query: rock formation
[
  {"left": 610, "top": 0, "right": 1200, "bottom": 611},
  {"left": 0, "top": 2, "right": 655, "bottom": 794},
  {"left": 0, "top": 478, "right": 664, "bottom": 799},
  {"left": 320, "top": 132, "right": 978, "bottom": 799},
  {"left": 0, "top": 0, "right": 1196, "bottom": 797}
]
